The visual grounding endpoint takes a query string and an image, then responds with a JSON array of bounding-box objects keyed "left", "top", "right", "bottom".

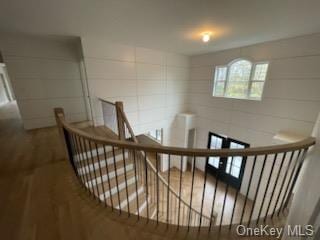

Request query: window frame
[
  {"left": 212, "top": 59, "right": 269, "bottom": 101},
  {"left": 248, "top": 61, "right": 269, "bottom": 100},
  {"left": 147, "top": 128, "right": 163, "bottom": 144},
  {"left": 213, "top": 65, "right": 228, "bottom": 97}
]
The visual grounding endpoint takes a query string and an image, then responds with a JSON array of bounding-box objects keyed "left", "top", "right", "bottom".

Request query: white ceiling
[{"left": 1, "top": 0, "right": 320, "bottom": 55}]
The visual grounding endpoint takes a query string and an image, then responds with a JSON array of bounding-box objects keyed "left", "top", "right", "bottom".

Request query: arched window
[{"left": 213, "top": 59, "right": 269, "bottom": 100}]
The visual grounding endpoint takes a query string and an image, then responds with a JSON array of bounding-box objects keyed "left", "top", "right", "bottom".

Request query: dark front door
[{"left": 206, "top": 132, "right": 249, "bottom": 190}]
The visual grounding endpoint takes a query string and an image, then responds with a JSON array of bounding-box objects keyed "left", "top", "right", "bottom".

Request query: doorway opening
[
  {"left": 0, "top": 60, "right": 20, "bottom": 121},
  {"left": 0, "top": 63, "right": 14, "bottom": 104}
]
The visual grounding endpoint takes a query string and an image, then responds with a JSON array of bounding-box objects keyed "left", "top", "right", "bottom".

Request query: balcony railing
[{"left": 54, "top": 100, "right": 315, "bottom": 233}]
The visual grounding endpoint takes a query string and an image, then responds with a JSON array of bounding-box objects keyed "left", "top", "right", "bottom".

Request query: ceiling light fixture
[{"left": 201, "top": 32, "right": 212, "bottom": 43}]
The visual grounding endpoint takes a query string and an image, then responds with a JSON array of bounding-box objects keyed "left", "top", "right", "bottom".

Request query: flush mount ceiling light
[{"left": 201, "top": 32, "right": 212, "bottom": 43}]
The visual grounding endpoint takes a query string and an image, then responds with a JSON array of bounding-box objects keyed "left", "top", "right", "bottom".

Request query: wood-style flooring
[{"left": 0, "top": 101, "right": 284, "bottom": 240}]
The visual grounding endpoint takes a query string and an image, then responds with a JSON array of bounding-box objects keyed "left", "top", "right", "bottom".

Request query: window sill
[{"left": 212, "top": 95, "right": 262, "bottom": 101}]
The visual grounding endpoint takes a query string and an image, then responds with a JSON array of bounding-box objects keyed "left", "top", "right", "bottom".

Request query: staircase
[
  {"left": 74, "top": 144, "right": 152, "bottom": 218},
  {"left": 71, "top": 138, "right": 211, "bottom": 226},
  {"left": 53, "top": 99, "right": 316, "bottom": 235}
]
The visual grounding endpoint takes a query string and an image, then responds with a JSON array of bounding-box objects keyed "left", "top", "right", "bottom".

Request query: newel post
[
  {"left": 54, "top": 107, "right": 65, "bottom": 140},
  {"left": 115, "top": 101, "right": 126, "bottom": 140},
  {"left": 53, "top": 108, "right": 68, "bottom": 154},
  {"left": 54, "top": 107, "right": 77, "bottom": 171}
]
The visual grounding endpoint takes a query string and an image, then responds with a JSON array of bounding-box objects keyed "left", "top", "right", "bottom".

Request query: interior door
[{"left": 206, "top": 132, "right": 249, "bottom": 190}]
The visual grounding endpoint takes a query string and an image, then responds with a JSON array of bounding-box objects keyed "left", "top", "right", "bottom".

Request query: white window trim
[
  {"left": 248, "top": 61, "right": 269, "bottom": 100},
  {"left": 212, "top": 59, "right": 269, "bottom": 101},
  {"left": 146, "top": 128, "right": 163, "bottom": 144}
]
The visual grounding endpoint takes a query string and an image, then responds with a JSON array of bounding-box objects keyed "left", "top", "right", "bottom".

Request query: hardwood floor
[
  {"left": 136, "top": 133, "right": 287, "bottom": 227},
  {"left": 0, "top": 101, "right": 65, "bottom": 175},
  {"left": 134, "top": 136, "right": 253, "bottom": 225},
  {"left": 0, "top": 102, "right": 283, "bottom": 240},
  {"left": 157, "top": 167, "right": 254, "bottom": 226}
]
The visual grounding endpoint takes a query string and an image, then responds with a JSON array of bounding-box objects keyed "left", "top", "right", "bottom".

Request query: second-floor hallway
[{"left": 0, "top": 100, "right": 299, "bottom": 240}]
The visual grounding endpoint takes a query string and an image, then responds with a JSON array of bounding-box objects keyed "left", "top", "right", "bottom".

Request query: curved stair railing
[
  {"left": 96, "top": 99, "right": 214, "bottom": 225},
  {"left": 54, "top": 100, "right": 315, "bottom": 232},
  {"left": 115, "top": 101, "right": 213, "bottom": 226}
]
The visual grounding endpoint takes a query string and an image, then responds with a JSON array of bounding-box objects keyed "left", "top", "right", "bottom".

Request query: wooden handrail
[
  {"left": 54, "top": 106, "right": 316, "bottom": 228},
  {"left": 55, "top": 112, "right": 315, "bottom": 157},
  {"left": 139, "top": 151, "right": 214, "bottom": 221},
  {"left": 118, "top": 106, "right": 213, "bottom": 220},
  {"left": 115, "top": 101, "right": 126, "bottom": 140},
  {"left": 117, "top": 106, "right": 213, "bottom": 221},
  {"left": 98, "top": 98, "right": 116, "bottom": 106},
  {"left": 118, "top": 107, "right": 139, "bottom": 143}
]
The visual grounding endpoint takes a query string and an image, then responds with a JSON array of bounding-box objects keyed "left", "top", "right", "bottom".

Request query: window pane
[
  {"left": 212, "top": 59, "right": 268, "bottom": 100},
  {"left": 225, "top": 81, "right": 249, "bottom": 98},
  {"left": 226, "top": 161, "right": 231, "bottom": 173},
  {"left": 250, "top": 81, "right": 265, "bottom": 99},
  {"left": 233, "top": 157, "right": 242, "bottom": 167},
  {"left": 151, "top": 130, "right": 156, "bottom": 139},
  {"left": 228, "top": 60, "right": 252, "bottom": 82},
  {"left": 213, "top": 67, "right": 227, "bottom": 96},
  {"left": 230, "top": 142, "right": 245, "bottom": 149},
  {"left": 225, "top": 60, "right": 252, "bottom": 98},
  {"left": 226, "top": 142, "right": 245, "bottom": 178},
  {"left": 209, "top": 157, "right": 220, "bottom": 168},
  {"left": 148, "top": 129, "right": 162, "bottom": 142},
  {"left": 210, "top": 136, "right": 222, "bottom": 149},
  {"left": 253, "top": 63, "right": 268, "bottom": 81},
  {"left": 208, "top": 135, "right": 223, "bottom": 169},
  {"left": 226, "top": 157, "right": 239, "bottom": 175},
  {"left": 226, "top": 158, "right": 240, "bottom": 177},
  {"left": 213, "top": 81, "right": 225, "bottom": 96},
  {"left": 215, "top": 67, "right": 227, "bottom": 81},
  {"left": 155, "top": 129, "right": 162, "bottom": 141},
  {"left": 231, "top": 167, "right": 240, "bottom": 178}
]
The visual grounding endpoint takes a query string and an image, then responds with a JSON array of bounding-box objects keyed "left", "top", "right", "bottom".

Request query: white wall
[
  {"left": 189, "top": 33, "right": 320, "bottom": 171},
  {"left": 81, "top": 37, "right": 190, "bottom": 147},
  {"left": 0, "top": 34, "right": 88, "bottom": 129},
  {"left": 284, "top": 113, "right": 320, "bottom": 239},
  {"left": 188, "top": 33, "right": 320, "bottom": 220},
  {"left": 169, "top": 113, "right": 196, "bottom": 171}
]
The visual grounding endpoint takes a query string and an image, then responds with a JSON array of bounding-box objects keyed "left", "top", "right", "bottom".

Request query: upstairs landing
[{"left": 0, "top": 102, "right": 283, "bottom": 240}]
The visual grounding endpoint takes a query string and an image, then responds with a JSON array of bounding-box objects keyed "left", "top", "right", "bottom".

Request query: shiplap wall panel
[
  {"left": 93, "top": 80, "right": 137, "bottom": 98},
  {"left": 85, "top": 59, "right": 136, "bottom": 80},
  {"left": 138, "top": 95, "right": 166, "bottom": 110},
  {"left": 136, "top": 48, "right": 165, "bottom": 65},
  {"left": 81, "top": 37, "right": 190, "bottom": 146},
  {"left": 0, "top": 34, "right": 87, "bottom": 129},
  {"left": 81, "top": 38, "right": 135, "bottom": 62},
  {"left": 137, "top": 80, "right": 166, "bottom": 95},
  {"left": 191, "top": 49, "right": 242, "bottom": 67},
  {"left": 136, "top": 63, "right": 164, "bottom": 80},
  {"left": 189, "top": 33, "right": 320, "bottom": 172}
]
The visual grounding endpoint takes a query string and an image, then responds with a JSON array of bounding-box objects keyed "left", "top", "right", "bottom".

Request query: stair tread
[
  {"left": 81, "top": 157, "right": 134, "bottom": 181},
  {"left": 81, "top": 125, "right": 119, "bottom": 140},
  {"left": 140, "top": 202, "right": 157, "bottom": 219},
  {"left": 116, "top": 182, "right": 144, "bottom": 211},
  {"left": 75, "top": 147, "right": 124, "bottom": 166},
  {"left": 126, "top": 190, "right": 148, "bottom": 215}
]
